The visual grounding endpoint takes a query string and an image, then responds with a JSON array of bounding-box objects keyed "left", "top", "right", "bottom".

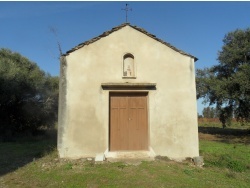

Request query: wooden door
[{"left": 110, "top": 93, "right": 148, "bottom": 151}]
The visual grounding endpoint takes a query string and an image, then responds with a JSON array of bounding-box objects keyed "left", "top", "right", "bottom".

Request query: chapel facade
[{"left": 58, "top": 23, "right": 199, "bottom": 160}]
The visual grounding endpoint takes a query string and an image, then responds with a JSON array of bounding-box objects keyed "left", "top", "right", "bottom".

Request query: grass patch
[
  {"left": 200, "top": 140, "right": 250, "bottom": 173},
  {"left": 0, "top": 138, "right": 56, "bottom": 176},
  {"left": 0, "top": 127, "right": 250, "bottom": 187}
]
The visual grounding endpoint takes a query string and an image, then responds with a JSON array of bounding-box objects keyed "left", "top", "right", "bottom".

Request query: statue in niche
[
  {"left": 127, "top": 65, "right": 132, "bottom": 76},
  {"left": 123, "top": 55, "right": 134, "bottom": 77}
]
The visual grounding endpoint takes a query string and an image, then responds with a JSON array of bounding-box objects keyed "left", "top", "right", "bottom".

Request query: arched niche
[{"left": 123, "top": 53, "right": 135, "bottom": 77}]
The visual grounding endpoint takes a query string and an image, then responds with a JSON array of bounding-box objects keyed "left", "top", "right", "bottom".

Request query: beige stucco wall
[{"left": 58, "top": 25, "right": 199, "bottom": 159}]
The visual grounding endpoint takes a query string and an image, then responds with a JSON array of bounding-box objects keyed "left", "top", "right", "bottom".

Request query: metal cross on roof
[{"left": 121, "top": 3, "right": 132, "bottom": 23}]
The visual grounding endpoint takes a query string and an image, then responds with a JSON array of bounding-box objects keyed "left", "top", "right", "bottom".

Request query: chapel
[{"left": 58, "top": 23, "right": 199, "bottom": 161}]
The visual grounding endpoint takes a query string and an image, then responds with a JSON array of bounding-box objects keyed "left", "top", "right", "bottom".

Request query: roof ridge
[{"left": 63, "top": 23, "right": 198, "bottom": 61}]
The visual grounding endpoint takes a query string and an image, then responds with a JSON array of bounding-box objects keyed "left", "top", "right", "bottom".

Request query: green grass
[
  {"left": 0, "top": 131, "right": 250, "bottom": 188},
  {"left": 200, "top": 140, "right": 250, "bottom": 172},
  {"left": 0, "top": 139, "right": 56, "bottom": 176}
]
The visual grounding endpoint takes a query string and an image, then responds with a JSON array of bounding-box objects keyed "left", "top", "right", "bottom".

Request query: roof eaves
[
  {"left": 129, "top": 25, "right": 198, "bottom": 62},
  {"left": 63, "top": 23, "right": 129, "bottom": 56}
]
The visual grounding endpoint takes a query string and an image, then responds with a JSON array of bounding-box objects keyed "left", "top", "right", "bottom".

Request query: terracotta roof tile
[{"left": 63, "top": 23, "right": 198, "bottom": 61}]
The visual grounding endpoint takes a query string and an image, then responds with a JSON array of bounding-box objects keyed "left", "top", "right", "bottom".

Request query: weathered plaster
[{"left": 57, "top": 56, "right": 68, "bottom": 155}]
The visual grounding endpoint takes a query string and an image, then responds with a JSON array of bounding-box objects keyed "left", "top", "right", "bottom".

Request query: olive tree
[
  {"left": 196, "top": 28, "right": 250, "bottom": 127},
  {"left": 0, "top": 48, "right": 59, "bottom": 136}
]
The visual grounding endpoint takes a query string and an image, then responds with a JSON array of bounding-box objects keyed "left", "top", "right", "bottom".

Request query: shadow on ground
[
  {"left": 199, "top": 127, "right": 250, "bottom": 144},
  {"left": 0, "top": 129, "right": 57, "bottom": 177}
]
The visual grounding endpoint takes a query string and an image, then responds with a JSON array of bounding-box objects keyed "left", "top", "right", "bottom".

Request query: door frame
[{"left": 109, "top": 91, "right": 149, "bottom": 151}]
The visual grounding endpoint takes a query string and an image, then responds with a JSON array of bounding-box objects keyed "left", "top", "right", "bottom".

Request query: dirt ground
[{"left": 199, "top": 127, "right": 250, "bottom": 144}]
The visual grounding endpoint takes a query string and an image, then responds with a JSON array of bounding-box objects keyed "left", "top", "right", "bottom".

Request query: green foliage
[
  {"left": 196, "top": 28, "right": 250, "bottom": 127},
  {"left": 0, "top": 48, "right": 59, "bottom": 137}
]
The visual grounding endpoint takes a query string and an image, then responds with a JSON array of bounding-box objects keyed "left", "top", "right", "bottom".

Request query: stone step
[{"left": 105, "top": 151, "right": 155, "bottom": 164}]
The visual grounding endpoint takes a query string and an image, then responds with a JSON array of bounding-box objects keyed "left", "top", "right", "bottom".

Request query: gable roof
[{"left": 63, "top": 23, "right": 198, "bottom": 62}]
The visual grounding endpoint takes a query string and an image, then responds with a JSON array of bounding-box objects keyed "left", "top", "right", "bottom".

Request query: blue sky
[{"left": 1, "top": 1, "right": 250, "bottom": 115}]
